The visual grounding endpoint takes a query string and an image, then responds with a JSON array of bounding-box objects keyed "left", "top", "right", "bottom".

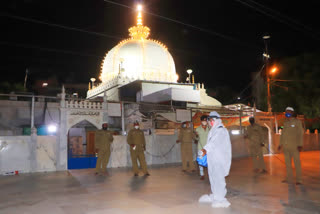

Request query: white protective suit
[{"left": 198, "top": 112, "right": 232, "bottom": 208}]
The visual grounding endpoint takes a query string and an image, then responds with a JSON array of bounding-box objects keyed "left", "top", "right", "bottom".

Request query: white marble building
[{"left": 86, "top": 5, "right": 221, "bottom": 107}]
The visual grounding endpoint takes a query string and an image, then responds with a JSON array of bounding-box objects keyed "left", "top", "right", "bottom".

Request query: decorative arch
[{"left": 65, "top": 109, "right": 103, "bottom": 135}]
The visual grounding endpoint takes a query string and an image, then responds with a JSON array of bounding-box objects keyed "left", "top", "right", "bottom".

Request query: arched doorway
[{"left": 67, "top": 120, "right": 99, "bottom": 169}]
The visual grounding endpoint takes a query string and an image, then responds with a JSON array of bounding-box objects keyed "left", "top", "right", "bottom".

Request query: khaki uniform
[
  {"left": 280, "top": 118, "right": 304, "bottom": 183},
  {"left": 178, "top": 127, "right": 196, "bottom": 171},
  {"left": 245, "top": 124, "right": 266, "bottom": 170},
  {"left": 95, "top": 130, "right": 113, "bottom": 173},
  {"left": 127, "top": 129, "right": 148, "bottom": 174}
]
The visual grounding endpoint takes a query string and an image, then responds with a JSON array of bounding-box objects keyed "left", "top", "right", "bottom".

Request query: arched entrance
[{"left": 67, "top": 120, "right": 100, "bottom": 169}]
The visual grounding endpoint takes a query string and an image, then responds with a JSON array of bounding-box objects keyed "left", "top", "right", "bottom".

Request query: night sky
[{"left": 1, "top": 0, "right": 319, "bottom": 99}]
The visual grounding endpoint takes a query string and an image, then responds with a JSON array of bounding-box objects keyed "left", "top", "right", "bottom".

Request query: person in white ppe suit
[{"left": 198, "top": 111, "right": 232, "bottom": 208}]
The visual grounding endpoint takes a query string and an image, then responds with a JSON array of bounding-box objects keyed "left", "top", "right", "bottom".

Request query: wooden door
[{"left": 86, "top": 131, "right": 96, "bottom": 155}]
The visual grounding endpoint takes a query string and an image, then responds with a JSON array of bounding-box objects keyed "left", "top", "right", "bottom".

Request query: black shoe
[
  {"left": 134, "top": 173, "right": 138, "bottom": 176},
  {"left": 296, "top": 182, "right": 302, "bottom": 185},
  {"left": 145, "top": 173, "right": 150, "bottom": 176}
]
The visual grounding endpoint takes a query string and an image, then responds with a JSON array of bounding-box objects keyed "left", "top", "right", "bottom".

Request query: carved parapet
[{"left": 66, "top": 99, "right": 103, "bottom": 109}]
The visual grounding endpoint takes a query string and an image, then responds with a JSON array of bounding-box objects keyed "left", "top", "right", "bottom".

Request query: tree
[
  {"left": 0, "top": 82, "right": 26, "bottom": 93},
  {"left": 271, "top": 52, "right": 320, "bottom": 120}
]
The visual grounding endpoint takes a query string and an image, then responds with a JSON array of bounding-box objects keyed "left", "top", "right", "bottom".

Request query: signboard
[
  {"left": 107, "top": 103, "right": 121, "bottom": 117},
  {"left": 176, "top": 109, "right": 191, "bottom": 122}
]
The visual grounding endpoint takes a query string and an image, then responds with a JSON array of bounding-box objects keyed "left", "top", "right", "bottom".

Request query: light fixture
[
  {"left": 231, "top": 130, "right": 240, "bottom": 135},
  {"left": 263, "top": 35, "right": 270, "bottom": 40},
  {"left": 270, "top": 67, "right": 277, "bottom": 74},
  {"left": 263, "top": 53, "right": 270, "bottom": 59},
  {"left": 186, "top": 69, "right": 192, "bottom": 83},
  {"left": 90, "top": 78, "right": 96, "bottom": 88},
  {"left": 47, "top": 124, "right": 57, "bottom": 134},
  {"left": 42, "top": 82, "right": 48, "bottom": 87}
]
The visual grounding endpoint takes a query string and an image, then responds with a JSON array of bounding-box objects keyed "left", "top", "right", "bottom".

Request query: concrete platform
[{"left": 0, "top": 151, "right": 319, "bottom": 214}]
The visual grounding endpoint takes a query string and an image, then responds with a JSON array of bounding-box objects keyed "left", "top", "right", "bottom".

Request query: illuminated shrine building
[{"left": 87, "top": 5, "right": 221, "bottom": 107}]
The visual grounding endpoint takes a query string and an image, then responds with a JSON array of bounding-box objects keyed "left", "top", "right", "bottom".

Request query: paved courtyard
[{"left": 0, "top": 151, "right": 319, "bottom": 214}]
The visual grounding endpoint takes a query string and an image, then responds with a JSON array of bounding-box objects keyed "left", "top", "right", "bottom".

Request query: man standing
[
  {"left": 176, "top": 121, "right": 196, "bottom": 172},
  {"left": 127, "top": 121, "right": 150, "bottom": 176},
  {"left": 278, "top": 107, "right": 304, "bottom": 185},
  {"left": 245, "top": 117, "right": 267, "bottom": 173},
  {"left": 199, "top": 111, "right": 232, "bottom": 208},
  {"left": 195, "top": 115, "right": 209, "bottom": 180},
  {"left": 95, "top": 122, "right": 114, "bottom": 175}
]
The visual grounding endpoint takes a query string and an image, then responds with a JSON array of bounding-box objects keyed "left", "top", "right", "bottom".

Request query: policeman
[
  {"left": 195, "top": 115, "right": 210, "bottom": 180},
  {"left": 245, "top": 117, "right": 267, "bottom": 173},
  {"left": 278, "top": 107, "right": 304, "bottom": 185},
  {"left": 176, "top": 121, "right": 196, "bottom": 172},
  {"left": 95, "top": 122, "right": 114, "bottom": 175},
  {"left": 127, "top": 121, "right": 150, "bottom": 176}
]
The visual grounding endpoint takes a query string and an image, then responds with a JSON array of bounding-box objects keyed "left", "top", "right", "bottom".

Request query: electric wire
[
  {"left": 103, "top": 0, "right": 258, "bottom": 49},
  {"left": 0, "top": 7, "right": 259, "bottom": 69},
  {"left": 244, "top": 0, "right": 317, "bottom": 33},
  {"left": 0, "top": 12, "right": 124, "bottom": 40},
  {"left": 233, "top": 0, "right": 320, "bottom": 40},
  {"left": 0, "top": 41, "right": 103, "bottom": 58}
]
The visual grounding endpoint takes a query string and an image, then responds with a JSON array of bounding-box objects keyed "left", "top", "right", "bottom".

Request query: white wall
[{"left": 0, "top": 136, "right": 57, "bottom": 174}]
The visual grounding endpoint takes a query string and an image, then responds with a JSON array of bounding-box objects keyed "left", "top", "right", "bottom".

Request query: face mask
[
  {"left": 209, "top": 121, "right": 214, "bottom": 127},
  {"left": 182, "top": 124, "right": 187, "bottom": 128},
  {"left": 102, "top": 126, "right": 108, "bottom": 130},
  {"left": 134, "top": 126, "right": 139, "bottom": 129},
  {"left": 285, "top": 113, "right": 292, "bottom": 118},
  {"left": 201, "top": 121, "right": 207, "bottom": 126}
]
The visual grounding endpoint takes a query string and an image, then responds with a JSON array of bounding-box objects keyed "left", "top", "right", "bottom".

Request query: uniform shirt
[
  {"left": 280, "top": 117, "right": 304, "bottom": 149},
  {"left": 245, "top": 124, "right": 265, "bottom": 155},
  {"left": 178, "top": 127, "right": 195, "bottom": 143},
  {"left": 127, "top": 129, "right": 146, "bottom": 146},
  {"left": 95, "top": 130, "right": 114, "bottom": 150},
  {"left": 195, "top": 126, "right": 210, "bottom": 150},
  {"left": 246, "top": 124, "right": 265, "bottom": 145}
]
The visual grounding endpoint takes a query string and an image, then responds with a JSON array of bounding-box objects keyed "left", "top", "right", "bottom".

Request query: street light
[
  {"left": 90, "top": 78, "right": 96, "bottom": 88},
  {"left": 186, "top": 69, "right": 192, "bottom": 83},
  {"left": 270, "top": 67, "right": 277, "bottom": 74}
]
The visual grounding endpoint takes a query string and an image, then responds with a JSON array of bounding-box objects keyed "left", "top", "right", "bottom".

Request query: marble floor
[{"left": 0, "top": 151, "right": 319, "bottom": 214}]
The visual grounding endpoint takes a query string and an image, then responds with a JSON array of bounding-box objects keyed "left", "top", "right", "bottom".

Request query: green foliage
[
  {"left": 0, "top": 82, "right": 26, "bottom": 93},
  {"left": 271, "top": 52, "right": 320, "bottom": 119}
]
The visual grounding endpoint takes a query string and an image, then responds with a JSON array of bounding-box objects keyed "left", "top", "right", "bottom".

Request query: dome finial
[
  {"left": 128, "top": 4, "right": 150, "bottom": 39},
  {"left": 137, "top": 4, "right": 143, "bottom": 26}
]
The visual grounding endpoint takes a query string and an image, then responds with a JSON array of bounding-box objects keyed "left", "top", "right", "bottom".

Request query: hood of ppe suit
[{"left": 204, "top": 118, "right": 232, "bottom": 177}]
